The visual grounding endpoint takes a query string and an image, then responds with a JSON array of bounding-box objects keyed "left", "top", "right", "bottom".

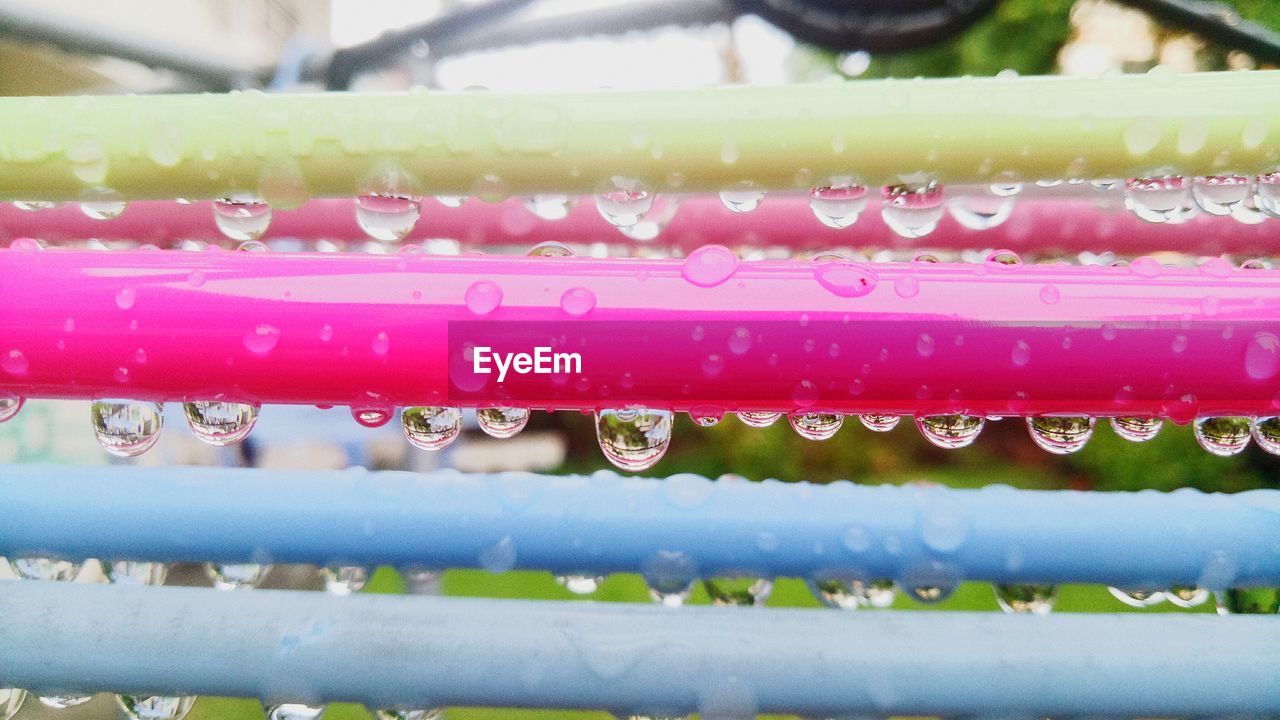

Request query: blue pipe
[
  {"left": 0, "top": 464, "right": 1277, "bottom": 588},
  {"left": 0, "top": 582, "right": 1276, "bottom": 716}
]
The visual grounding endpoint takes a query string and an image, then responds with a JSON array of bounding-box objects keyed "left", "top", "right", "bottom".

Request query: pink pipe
[
  {"left": 2, "top": 196, "right": 1277, "bottom": 256},
  {"left": 2, "top": 246, "right": 1278, "bottom": 420}
]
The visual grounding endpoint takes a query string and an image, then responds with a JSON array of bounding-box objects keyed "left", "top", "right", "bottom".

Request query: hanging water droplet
[
  {"left": 595, "top": 181, "right": 653, "bottom": 227},
  {"left": 1191, "top": 175, "right": 1251, "bottom": 215},
  {"left": 0, "top": 393, "right": 23, "bottom": 423},
  {"left": 352, "top": 405, "right": 393, "bottom": 428},
  {"left": 435, "top": 195, "right": 465, "bottom": 208},
  {"left": 718, "top": 186, "right": 764, "bottom": 213},
  {"left": 859, "top": 414, "right": 899, "bottom": 432},
  {"left": 1255, "top": 171, "right": 1280, "bottom": 218},
  {"left": 1251, "top": 416, "right": 1280, "bottom": 454},
  {"left": 809, "top": 578, "right": 896, "bottom": 609},
  {"left": 267, "top": 704, "right": 325, "bottom": 720},
  {"left": 103, "top": 560, "right": 166, "bottom": 586},
  {"left": 213, "top": 195, "right": 272, "bottom": 240},
  {"left": 916, "top": 415, "right": 984, "bottom": 449},
  {"left": 990, "top": 179, "right": 1023, "bottom": 197},
  {"left": 527, "top": 241, "right": 574, "bottom": 257},
  {"left": 1107, "top": 586, "right": 1165, "bottom": 607},
  {"left": 80, "top": 189, "right": 127, "bottom": 220},
  {"left": 402, "top": 407, "right": 462, "bottom": 450},
  {"left": 986, "top": 249, "right": 1022, "bottom": 266},
  {"left": 376, "top": 709, "right": 443, "bottom": 720},
  {"left": 183, "top": 401, "right": 259, "bottom": 446},
  {"left": 1, "top": 689, "right": 26, "bottom": 720},
  {"left": 1215, "top": 587, "right": 1280, "bottom": 614},
  {"left": 10, "top": 557, "right": 79, "bottom": 581},
  {"left": 354, "top": 194, "right": 422, "bottom": 241},
  {"left": 116, "top": 695, "right": 196, "bottom": 720},
  {"left": 595, "top": 408, "right": 673, "bottom": 472},
  {"left": 1026, "top": 416, "right": 1095, "bottom": 454},
  {"left": 13, "top": 200, "right": 54, "bottom": 211},
  {"left": 322, "top": 565, "right": 368, "bottom": 595},
  {"left": 37, "top": 695, "right": 95, "bottom": 710},
  {"left": 237, "top": 239, "right": 268, "bottom": 252},
  {"left": 736, "top": 411, "right": 780, "bottom": 428},
  {"left": 646, "top": 576, "right": 695, "bottom": 607},
  {"left": 704, "top": 576, "right": 772, "bottom": 606},
  {"left": 1165, "top": 586, "right": 1210, "bottom": 608},
  {"left": 994, "top": 584, "right": 1056, "bottom": 614},
  {"left": 789, "top": 412, "right": 843, "bottom": 440},
  {"left": 688, "top": 406, "right": 724, "bottom": 427},
  {"left": 947, "top": 190, "right": 1015, "bottom": 230},
  {"left": 1124, "top": 176, "right": 1193, "bottom": 224},
  {"left": 1110, "top": 416, "right": 1162, "bottom": 442},
  {"left": 206, "top": 563, "right": 268, "bottom": 590},
  {"left": 907, "top": 582, "right": 957, "bottom": 604},
  {"left": 556, "top": 574, "right": 604, "bottom": 595},
  {"left": 477, "top": 407, "right": 529, "bottom": 438},
  {"left": 91, "top": 400, "right": 163, "bottom": 457},
  {"left": 1193, "top": 416, "right": 1251, "bottom": 456},
  {"left": 881, "top": 182, "right": 944, "bottom": 238},
  {"left": 808, "top": 182, "right": 868, "bottom": 228},
  {"left": 523, "top": 194, "right": 574, "bottom": 221}
]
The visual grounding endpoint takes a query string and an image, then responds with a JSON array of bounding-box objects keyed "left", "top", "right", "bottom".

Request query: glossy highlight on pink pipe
[{"left": 1, "top": 245, "right": 1278, "bottom": 419}]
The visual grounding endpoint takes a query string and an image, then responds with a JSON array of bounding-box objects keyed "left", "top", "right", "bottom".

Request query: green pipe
[{"left": 0, "top": 70, "right": 1276, "bottom": 203}]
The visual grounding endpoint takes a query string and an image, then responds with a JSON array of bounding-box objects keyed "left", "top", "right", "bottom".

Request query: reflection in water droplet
[
  {"left": 595, "top": 408, "right": 673, "bottom": 472},
  {"left": 986, "top": 249, "right": 1022, "bottom": 266},
  {"left": 814, "top": 261, "right": 878, "bottom": 297},
  {"left": 477, "top": 407, "right": 529, "bottom": 438},
  {"left": 1215, "top": 587, "right": 1280, "bottom": 614},
  {"left": 376, "top": 709, "right": 443, "bottom": 720},
  {"left": 1026, "top": 416, "right": 1095, "bottom": 454},
  {"left": 1193, "top": 416, "right": 1251, "bottom": 456},
  {"left": 736, "top": 411, "right": 781, "bottom": 428},
  {"left": 1251, "top": 416, "right": 1280, "bottom": 455},
  {"left": 37, "top": 695, "right": 95, "bottom": 710},
  {"left": 789, "top": 412, "right": 843, "bottom": 440},
  {"left": 595, "top": 182, "right": 653, "bottom": 227},
  {"left": 859, "top": 414, "right": 899, "bottom": 432},
  {"left": 947, "top": 191, "right": 1015, "bottom": 230},
  {"left": 689, "top": 406, "right": 724, "bottom": 427},
  {"left": 103, "top": 561, "right": 166, "bottom": 586},
  {"left": 10, "top": 557, "right": 79, "bottom": 581},
  {"left": 809, "top": 578, "right": 896, "bottom": 609},
  {"left": 116, "top": 694, "right": 196, "bottom": 720},
  {"left": 808, "top": 182, "right": 867, "bottom": 228},
  {"left": 1110, "top": 416, "right": 1163, "bottom": 442},
  {"left": 1125, "top": 176, "right": 1193, "bottom": 224},
  {"left": 555, "top": 574, "right": 604, "bottom": 595},
  {"left": 882, "top": 182, "right": 944, "bottom": 238},
  {"left": 528, "top": 241, "right": 574, "bottom": 257},
  {"left": 355, "top": 194, "right": 422, "bottom": 241},
  {"left": 91, "top": 400, "right": 163, "bottom": 457},
  {"left": 704, "top": 576, "right": 772, "bottom": 606},
  {"left": 1165, "top": 586, "right": 1210, "bottom": 608},
  {"left": 0, "top": 393, "right": 23, "bottom": 423},
  {"left": 994, "top": 584, "right": 1056, "bottom": 614},
  {"left": 436, "top": 195, "right": 465, "bottom": 208},
  {"left": 403, "top": 407, "right": 462, "bottom": 450},
  {"left": 1191, "top": 175, "right": 1251, "bottom": 215},
  {"left": 907, "top": 582, "right": 956, "bottom": 604},
  {"left": 206, "top": 563, "right": 268, "bottom": 590},
  {"left": 1107, "top": 586, "right": 1165, "bottom": 607},
  {"left": 213, "top": 195, "right": 272, "bottom": 240},
  {"left": 523, "top": 194, "right": 574, "bottom": 220},
  {"left": 718, "top": 187, "right": 764, "bottom": 213},
  {"left": 916, "top": 415, "right": 984, "bottom": 449},
  {"left": 1254, "top": 172, "right": 1280, "bottom": 218},
  {"left": 322, "top": 565, "right": 368, "bottom": 595},
  {"left": 267, "top": 704, "right": 325, "bottom": 720},
  {"left": 183, "top": 401, "right": 259, "bottom": 445}
]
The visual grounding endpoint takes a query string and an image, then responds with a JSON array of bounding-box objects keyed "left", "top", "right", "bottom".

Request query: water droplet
[
  {"left": 736, "top": 411, "right": 780, "bottom": 428},
  {"left": 881, "top": 182, "right": 944, "bottom": 238},
  {"left": 704, "top": 576, "right": 772, "bottom": 606},
  {"left": 267, "top": 704, "right": 325, "bottom": 720},
  {"left": 916, "top": 415, "right": 984, "bottom": 449},
  {"left": 10, "top": 557, "right": 79, "bottom": 581},
  {"left": 213, "top": 195, "right": 272, "bottom": 240},
  {"left": 906, "top": 580, "right": 958, "bottom": 604},
  {"left": 718, "top": 186, "right": 764, "bottom": 213},
  {"left": 103, "top": 561, "right": 166, "bottom": 586},
  {"left": 1215, "top": 587, "right": 1280, "bottom": 614},
  {"left": 681, "top": 245, "right": 738, "bottom": 287},
  {"left": 523, "top": 194, "right": 574, "bottom": 220},
  {"left": 403, "top": 407, "right": 462, "bottom": 450},
  {"left": 116, "top": 287, "right": 137, "bottom": 310},
  {"left": 436, "top": 195, "right": 465, "bottom": 208},
  {"left": 206, "top": 563, "right": 268, "bottom": 590},
  {"left": 528, "top": 241, "right": 574, "bottom": 257},
  {"left": 116, "top": 695, "right": 196, "bottom": 720},
  {"left": 894, "top": 274, "right": 920, "bottom": 298},
  {"left": 1193, "top": 416, "right": 1251, "bottom": 455},
  {"left": 477, "top": 407, "right": 529, "bottom": 438},
  {"left": 1165, "top": 586, "right": 1210, "bottom": 608},
  {"left": 986, "top": 249, "right": 1022, "bottom": 266},
  {"left": 91, "top": 400, "right": 163, "bottom": 457},
  {"left": 595, "top": 408, "right": 672, "bottom": 471},
  {"left": 376, "top": 709, "right": 442, "bottom": 720},
  {"left": 1027, "top": 416, "right": 1094, "bottom": 454},
  {"left": 1245, "top": 331, "right": 1279, "bottom": 380},
  {"left": 814, "top": 261, "right": 878, "bottom": 297},
  {"left": 1191, "top": 175, "right": 1251, "bottom": 215},
  {"left": 994, "top": 584, "right": 1056, "bottom": 614},
  {"left": 555, "top": 574, "right": 604, "bottom": 595},
  {"left": 37, "top": 695, "right": 95, "bottom": 710},
  {"left": 1254, "top": 172, "right": 1280, "bottom": 218},
  {"left": 916, "top": 333, "right": 935, "bottom": 358},
  {"left": 1108, "top": 586, "right": 1165, "bottom": 607},
  {"left": 355, "top": 194, "right": 421, "bottom": 241},
  {"left": 10, "top": 237, "right": 41, "bottom": 251},
  {"left": 689, "top": 406, "right": 724, "bottom": 427},
  {"left": 243, "top": 324, "right": 281, "bottom": 355},
  {"left": 1123, "top": 116, "right": 1161, "bottom": 155},
  {"left": 1, "top": 350, "right": 27, "bottom": 377},
  {"left": 352, "top": 402, "right": 394, "bottom": 428},
  {"left": 947, "top": 191, "right": 1015, "bottom": 230},
  {"left": 80, "top": 189, "right": 127, "bottom": 220},
  {"left": 643, "top": 550, "right": 697, "bottom": 607},
  {"left": 809, "top": 577, "right": 896, "bottom": 609},
  {"left": 859, "top": 414, "right": 899, "bottom": 432},
  {"left": 1110, "top": 416, "right": 1162, "bottom": 442},
  {"left": 183, "top": 401, "right": 258, "bottom": 445},
  {"left": 13, "top": 200, "right": 53, "bottom": 211},
  {"left": 595, "top": 181, "right": 653, "bottom": 227},
  {"left": 322, "top": 565, "right": 368, "bottom": 595},
  {"left": 1125, "top": 176, "right": 1193, "bottom": 224},
  {"left": 560, "top": 287, "right": 596, "bottom": 315},
  {"left": 808, "top": 182, "right": 867, "bottom": 228},
  {"left": 1251, "top": 416, "right": 1280, "bottom": 454},
  {"left": 789, "top": 412, "right": 842, "bottom": 440},
  {"left": 464, "top": 280, "right": 503, "bottom": 315},
  {"left": 0, "top": 393, "right": 23, "bottom": 423}
]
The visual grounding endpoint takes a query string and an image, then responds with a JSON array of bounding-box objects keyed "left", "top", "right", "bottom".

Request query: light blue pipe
[
  {"left": 0, "top": 582, "right": 1276, "bottom": 716},
  {"left": 0, "top": 464, "right": 1278, "bottom": 588}
]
